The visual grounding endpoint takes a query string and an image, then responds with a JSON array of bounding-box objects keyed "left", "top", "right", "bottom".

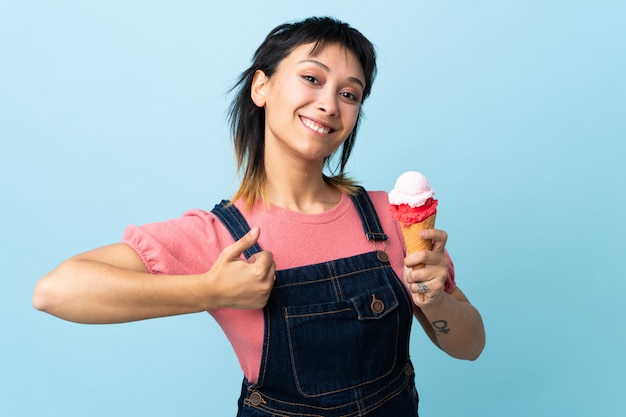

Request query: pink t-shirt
[{"left": 122, "top": 191, "right": 456, "bottom": 383}]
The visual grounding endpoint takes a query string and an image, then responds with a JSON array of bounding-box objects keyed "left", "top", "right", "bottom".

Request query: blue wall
[{"left": 2, "top": 1, "right": 624, "bottom": 415}]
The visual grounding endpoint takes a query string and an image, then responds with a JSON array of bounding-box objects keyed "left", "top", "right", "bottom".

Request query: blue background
[{"left": 2, "top": 1, "right": 624, "bottom": 415}]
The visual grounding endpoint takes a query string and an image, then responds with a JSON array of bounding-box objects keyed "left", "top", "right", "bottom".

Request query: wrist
[
  {"left": 418, "top": 291, "right": 447, "bottom": 313},
  {"left": 197, "top": 271, "right": 221, "bottom": 311}
]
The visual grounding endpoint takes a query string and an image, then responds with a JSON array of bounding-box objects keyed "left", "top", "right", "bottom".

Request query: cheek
[
  {"left": 344, "top": 106, "right": 361, "bottom": 129},
  {"left": 266, "top": 81, "right": 306, "bottom": 112}
]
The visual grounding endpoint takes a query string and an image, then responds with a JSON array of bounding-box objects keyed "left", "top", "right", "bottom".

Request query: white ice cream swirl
[{"left": 388, "top": 171, "right": 435, "bottom": 208}]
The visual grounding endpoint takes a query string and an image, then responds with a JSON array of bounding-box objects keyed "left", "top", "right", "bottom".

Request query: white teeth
[{"left": 302, "top": 118, "right": 331, "bottom": 134}]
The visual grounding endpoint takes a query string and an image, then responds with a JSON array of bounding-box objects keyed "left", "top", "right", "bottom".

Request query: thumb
[{"left": 225, "top": 226, "right": 260, "bottom": 259}]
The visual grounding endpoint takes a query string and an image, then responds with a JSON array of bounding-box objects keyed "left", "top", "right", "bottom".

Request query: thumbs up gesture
[{"left": 205, "top": 226, "right": 276, "bottom": 310}]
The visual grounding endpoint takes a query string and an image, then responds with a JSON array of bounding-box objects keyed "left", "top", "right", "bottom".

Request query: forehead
[{"left": 280, "top": 42, "right": 365, "bottom": 79}]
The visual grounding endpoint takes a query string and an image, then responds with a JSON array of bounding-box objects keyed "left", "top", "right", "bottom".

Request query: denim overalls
[{"left": 211, "top": 187, "right": 418, "bottom": 417}]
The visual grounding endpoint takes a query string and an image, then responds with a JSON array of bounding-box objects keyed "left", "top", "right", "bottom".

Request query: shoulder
[
  {"left": 365, "top": 190, "right": 390, "bottom": 206},
  {"left": 362, "top": 189, "right": 394, "bottom": 222},
  {"left": 123, "top": 208, "right": 221, "bottom": 240},
  {"left": 121, "top": 208, "right": 234, "bottom": 274}
]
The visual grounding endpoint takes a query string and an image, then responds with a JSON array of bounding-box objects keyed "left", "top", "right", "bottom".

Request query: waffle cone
[{"left": 401, "top": 213, "right": 437, "bottom": 270}]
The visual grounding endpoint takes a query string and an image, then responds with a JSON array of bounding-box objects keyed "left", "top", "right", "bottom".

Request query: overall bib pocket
[{"left": 284, "top": 285, "right": 400, "bottom": 397}]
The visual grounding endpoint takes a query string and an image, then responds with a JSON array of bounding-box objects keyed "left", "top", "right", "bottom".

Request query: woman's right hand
[{"left": 204, "top": 226, "right": 276, "bottom": 310}]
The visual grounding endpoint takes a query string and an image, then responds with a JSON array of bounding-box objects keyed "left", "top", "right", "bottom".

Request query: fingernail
[{"left": 249, "top": 226, "right": 259, "bottom": 237}]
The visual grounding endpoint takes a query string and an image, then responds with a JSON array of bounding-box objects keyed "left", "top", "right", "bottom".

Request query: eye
[
  {"left": 340, "top": 91, "right": 360, "bottom": 103},
  {"left": 302, "top": 75, "right": 320, "bottom": 84}
]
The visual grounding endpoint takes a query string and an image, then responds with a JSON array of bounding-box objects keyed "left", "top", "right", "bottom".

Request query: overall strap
[
  {"left": 211, "top": 200, "right": 262, "bottom": 260},
  {"left": 349, "top": 186, "right": 388, "bottom": 242},
  {"left": 212, "top": 187, "right": 386, "bottom": 258}
]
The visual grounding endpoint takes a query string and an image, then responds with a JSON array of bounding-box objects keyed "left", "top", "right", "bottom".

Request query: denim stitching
[
  {"left": 285, "top": 312, "right": 401, "bottom": 397},
  {"left": 328, "top": 261, "right": 344, "bottom": 301},
  {"left": 246, "top": 370, "right": 411, "bottom": 416},
  {"left": 254, "top": 307, "right": 272, "bottom": 389},
  {"left": 273, "top": 263, "right": 390, "bottom": 289},
  {"left": 349, "top": 187, "right": 388, "bottom": 242}
]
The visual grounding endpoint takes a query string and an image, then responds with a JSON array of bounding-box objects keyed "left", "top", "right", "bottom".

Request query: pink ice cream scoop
[{"left": 388, "top": 171, "right": 438, "bottom": 227}]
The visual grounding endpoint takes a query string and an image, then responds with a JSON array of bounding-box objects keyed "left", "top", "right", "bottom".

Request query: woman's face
[{"left": 251, "top": 42, "right": 365, "bottom": 167}]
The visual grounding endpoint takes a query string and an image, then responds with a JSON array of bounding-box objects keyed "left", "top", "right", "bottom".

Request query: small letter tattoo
[{"left": 432, "top": 320, "right": 450, "bottom": 335}]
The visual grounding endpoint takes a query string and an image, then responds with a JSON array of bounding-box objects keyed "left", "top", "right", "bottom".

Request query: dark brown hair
[{"left": 228, "top": 16, "right": 377, "bottom": 206}]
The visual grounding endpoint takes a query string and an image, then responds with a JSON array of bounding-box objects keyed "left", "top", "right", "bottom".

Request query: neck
[{"left": 263, "top": 159, "right": 341, "bottom": 214}]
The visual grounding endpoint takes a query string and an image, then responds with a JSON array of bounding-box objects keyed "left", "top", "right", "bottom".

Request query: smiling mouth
[{"left": 301, "top": 117, "right": 334, "bottom": 134}]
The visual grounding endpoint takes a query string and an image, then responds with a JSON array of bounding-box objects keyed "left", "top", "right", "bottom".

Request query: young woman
[{"left": 33, "top": 16, "right": 485, "bottom": 416}]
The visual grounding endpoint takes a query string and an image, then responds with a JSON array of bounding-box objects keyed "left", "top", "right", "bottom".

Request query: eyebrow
[{"left": 298, "top": 59, "right": 365, "bottom": 90}]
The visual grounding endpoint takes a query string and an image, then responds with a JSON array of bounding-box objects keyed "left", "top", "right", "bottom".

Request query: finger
[
  {"left": 224, "top": 226, "right": 260, "bottom": 259},
  {"left": 417, "top": 284, "right": 427, "bottom": 302},
  {"left": 405, "top": 264, "right": 427, "bottom": 283},
  {"left": 417, "top": 251, "right": 449, "bottom": 271},
  {"left": 268, "top": 260, "right": 277, "bottom": 282},
  {"left": 269, "top": 261, "right": 277, "bottom": 281},
  {"left": 407, "top": 262, "right": 446, "bottom": 286},
  {"left": 416, "top": 282, "right": 429, "bottom": 294},
  {"left": 251, "top": 251, "right": 275, "bottom": 276},
  {"left": 242, "top": 251, "right": 275, "bottom": 287},
  {"left": 408, "top": 282, "right": 428, "bottom": 302},
  {"left": 419, "top": 229, "right": 447, "bottom": 252}
]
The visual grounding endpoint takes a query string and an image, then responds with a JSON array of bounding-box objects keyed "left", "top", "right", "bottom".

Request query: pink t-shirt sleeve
[
  {"left": 120, "top": 209, "right": 265, "bottom": 382},
  {"left": 121, "top": 209, "right": 233, "bottom": 276}
]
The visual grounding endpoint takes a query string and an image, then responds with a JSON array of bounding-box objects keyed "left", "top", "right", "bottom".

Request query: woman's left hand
[{"left": 403, "top": 228, "right": 450, "bottom": 308}]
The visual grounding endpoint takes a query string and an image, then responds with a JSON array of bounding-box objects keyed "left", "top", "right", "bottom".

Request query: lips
[{"left": 300, "top": 116, "right": 335, "bottom": 135}]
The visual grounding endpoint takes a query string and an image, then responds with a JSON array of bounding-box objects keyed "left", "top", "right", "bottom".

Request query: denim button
[
  {"left": 371, "top": 295, "right": 385, "bottom": 314},
  {"left": 249, "top": 391, "right": 262, "bottom": 406},
  {"left": 404, "top": 362, "right": 414, "bottom": 376},
  {"left": 376, "top": 251, "right": 389, "bottom": 263}
]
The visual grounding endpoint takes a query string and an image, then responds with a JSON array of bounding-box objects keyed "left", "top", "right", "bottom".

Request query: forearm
[
  {"left": 33, "top": 256, "right": 210, "bottom": 324},
  {"left": 416, "top": 288, "right": 485, "bottom": 360},
  {"left": 34, "top": 233, "right": 276, "bottom": 323}
]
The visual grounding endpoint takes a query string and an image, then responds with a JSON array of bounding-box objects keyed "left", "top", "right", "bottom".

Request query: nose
[{"left": 317, "top": 88, "right": 339, "bottom": 116}]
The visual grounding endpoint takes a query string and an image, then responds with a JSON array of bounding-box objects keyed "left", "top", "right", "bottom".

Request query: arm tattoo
[{"left": 432, "top": 320, "right": 450, "bottom": 335}]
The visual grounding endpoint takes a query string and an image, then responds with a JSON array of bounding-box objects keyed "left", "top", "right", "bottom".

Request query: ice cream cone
[
  {"left": 388, "top": 171, "right": 439, "bottom": 302},
  {"left": 401, "top": 213, "right": 436, "bottom": 301},
  {"left": 401, "top": 213, "right": 437, "bottom": 268}
]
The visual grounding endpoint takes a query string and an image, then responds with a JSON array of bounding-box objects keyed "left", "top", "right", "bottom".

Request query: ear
[{"left": 251, "top": 70, "right": 268, "bottom": 107}]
